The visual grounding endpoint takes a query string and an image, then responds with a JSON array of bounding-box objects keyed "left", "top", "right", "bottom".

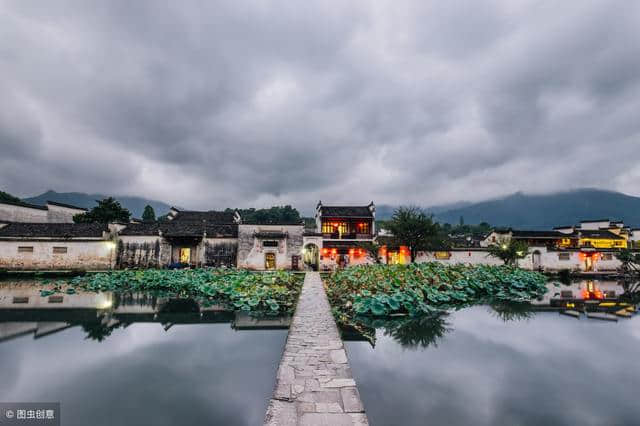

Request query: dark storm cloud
[{"left": 1, "top": 0, "right": 639, "bottom": 209}]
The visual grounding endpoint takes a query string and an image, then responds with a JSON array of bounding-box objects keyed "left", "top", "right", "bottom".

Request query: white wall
[
  {"left": 0, "top": 284, "right": 113, "bottom": 308},
  {"left": 580, "top": 220, "right": 610, "bottom": 230},
  {"left": 237, "top": 224, "right": 303, "bottom": 270},
  {"left": 416, "top": 250, "right": 504, "bottom": 266},
  {"left": 515, "top": 246, "right": 622, "bottom": 272},
  {"left": 0, "top": 203, "right": 48, "bottom": 223},
  {"left": 46, "top": 204, "right": 86, "bottom": 223},
  {"left": 0, "top": 240, "right": 115, "bottom": 270}
]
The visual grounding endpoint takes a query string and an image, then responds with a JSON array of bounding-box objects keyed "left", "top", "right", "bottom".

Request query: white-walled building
[
  {"left": 0, "top": 200, "right": 87, "bottom": 224},
  {"left": 0, "top": 223, "right": 115, "bottom": 270}
]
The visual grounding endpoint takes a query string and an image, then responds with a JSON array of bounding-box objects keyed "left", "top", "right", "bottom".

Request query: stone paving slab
[{"left": 264, "top": 272, "right": 368, "bottom": 425}]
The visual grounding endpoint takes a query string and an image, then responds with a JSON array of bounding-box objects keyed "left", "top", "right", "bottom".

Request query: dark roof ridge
[
  {"left": 0, "top": 199, "right": 48, "bottom": 210},
  {"left": 46, "top": 200, "right": 88, "bottom": 211}
]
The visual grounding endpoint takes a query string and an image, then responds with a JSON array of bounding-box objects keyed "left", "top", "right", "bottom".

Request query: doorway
[
  {"left": 532, "top": 250, "right": 541, "bottom": 270},
  {"left": 584, "top": 255, "right": 593, "bottom": 272},
  {"left": 179, "top": 248, "right": 191, "bottom": 264},
  {"left": 265, "top": 252, "right": 276, "bottom": 270},
  {"left": 303, "top": 244, "right": 319, "bottom": 271}
]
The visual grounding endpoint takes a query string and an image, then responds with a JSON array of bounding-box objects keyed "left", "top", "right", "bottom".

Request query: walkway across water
[{"left": 264, "top": 272, "right": 369, "bottom": 426}]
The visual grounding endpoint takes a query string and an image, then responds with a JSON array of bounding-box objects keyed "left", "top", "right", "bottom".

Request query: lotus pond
[
  {"left": 326, "top": 263, "right": 547, "bottom": 339},
  {"left": 0, "top": 279, "right": 290, "bottom": 426},
  {"left": 343, "top": 279, "right": 640, "bottom": 426},
  {"left": 40, "top": 268, "right": 304, "bottom": 315}
]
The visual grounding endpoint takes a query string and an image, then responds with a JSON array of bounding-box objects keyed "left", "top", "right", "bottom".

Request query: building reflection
[
  {"left": 343, "top": 279, "right": 640, "bottom": 348},
  {"left": 0, "top": 284, "right": 290, "bottom": 343}
]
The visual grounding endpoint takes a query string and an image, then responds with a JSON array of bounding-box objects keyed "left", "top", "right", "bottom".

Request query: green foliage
[
  {"left": 325, "top": 263, "right": 547, "bottom": 323},
  {"left": 386, "top": 206, "right": 447, "bottom": 262},
  {"left": 142, "top": 205, "right": 156, "bottom": 222},
  {"left": 227, "top": 205, "right": 301, "bottom": 224},
  {"left": 441, "top": 222, "right": 492, "bottom": 245},
  {"left": 73, "top": 197, "right": 131, "bottom": 223},
  {"left": 616, "top": 249, "right": 640, "bottom": 275},
  {"left": 67, "top": 269, "right": 303, "bottom": 314},
  {"left": 486, "top": 238, "right": 529, "bottom": 265},
  {"left": 0, "top": 190, "right": 22, "bottom": 204}
]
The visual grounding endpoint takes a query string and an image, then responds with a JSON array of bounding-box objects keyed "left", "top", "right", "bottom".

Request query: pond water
[
  {"left": 0, "top": 282, "right": 288, "bottom": 426},
  {"left": 345, "top": 280, "right": 640, "bottom": 426}
]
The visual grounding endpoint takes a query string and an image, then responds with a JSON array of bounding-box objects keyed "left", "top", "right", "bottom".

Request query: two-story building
[{"left": 311, "top": 201, "right": 376, "bottom": 269}]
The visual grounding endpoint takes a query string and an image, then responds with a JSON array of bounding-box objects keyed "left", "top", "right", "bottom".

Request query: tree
[
  {"left": 228, "top": 205, "right": 302, "bottom": 224},
  {"left": 487, "top": 237, "right": 528, "bottom": 266},
  {"left": 0, "top": 190, "right": 22, "bottom": 204},
  {"left": 142, "top": 205, "right": 156, "bottom": 222},
  {"left": 385, "top": 206, "right": 445, "bottom": 262},
  {"left": 616, "top": 249, "right": 640, "bottom": 275},
  {"left": 74, "top": 197, "right": 131, "bottom": 223}
]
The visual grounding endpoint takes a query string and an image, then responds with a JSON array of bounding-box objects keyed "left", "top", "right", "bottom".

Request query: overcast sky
[{"left": 1, "top": 1, "right": 639, "bottom": 210}]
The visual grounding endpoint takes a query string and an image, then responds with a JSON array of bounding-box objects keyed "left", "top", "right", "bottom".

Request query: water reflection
[
  {"left": 0, "top": 281, "right": 288, "bottom": 426},
  {"left": 0, "top": 282, "right": 290, "bottom": 342},
  {"left": 345, "top": 279, "right": 640, "bottom": 426},
  {"left": 345, "top": 280, "right": 640, "bottom": 349}
]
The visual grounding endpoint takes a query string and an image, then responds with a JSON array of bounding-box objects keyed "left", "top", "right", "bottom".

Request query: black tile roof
[
  {"left": 119, "top": 222, "right": 237, "bottom": 238},
  {"left": 242, "top": 220, "right": 303, "bottom": 226},
  {"left": 0, "top": 199, "right": 48, "bottom": 210},
  {"left": 170, "top": 210, "right": 236, "bottom": 223},
  {"left": 253, "top": 231, "right": 287, "bottom": 239},
  {"left": 118, "top": 223, "right": 162, "bottom": 236},
  {"left": 320, "top": 206, "right": 373, "bottom": 218},
  {"left": 512, "top": 230, "right": 565, "bottom": 239},
  {"left": 164, "top": 223, "right": 237, "bottom": 238},
  {"left": 578, "top": 230, "right": 625, "bottom": 240},
  {"left": 46, "top": 200, "right": 88, "bottom": 211},
  {"left": 0, "top": 223, "right": 108, "bottom": 238}
]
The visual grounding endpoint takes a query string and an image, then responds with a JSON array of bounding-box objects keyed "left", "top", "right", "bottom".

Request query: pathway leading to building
[{"left": 264, "top": 272, "right": 369, "bottom": 426}]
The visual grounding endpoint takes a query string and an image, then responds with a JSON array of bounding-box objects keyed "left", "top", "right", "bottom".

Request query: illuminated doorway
[
  {"left": 265, "top": 252, "right": 276, "bottom": 270},
  {"left": 584, "top": 255, "right": 593, "bottom": 272},
  {"left": 179, "top": 248, "right": 191, "bottom": 264},
  {"left": 303, "top": 243, "right": 319, "bottom": 271}
]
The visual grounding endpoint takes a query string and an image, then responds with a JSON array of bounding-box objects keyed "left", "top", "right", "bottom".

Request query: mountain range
[
  {"left": 11, "top": 188, "right": 640, "bottom": 229},
  {"left": 23, "top": 190, "right": 172, "bottom": 219},
  {"left": 431, "top": 189, "right": 640, "bottom": 228},
  {"left": 380, "top": 189, "right": 640, "bottom": 229}
]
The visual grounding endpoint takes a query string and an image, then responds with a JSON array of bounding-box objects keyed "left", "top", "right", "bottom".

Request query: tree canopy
[
  {"left": 0, "top": 190, "right": 22, "bottom": 204},
  {"left": 227, "top": 205, "right": 301, "bottom": 224},
  {"left": 616, "top": 249, "right": 640, "bottom": 275},
  {"left": 142, "top": 205, "right": 156, "bottom": 222},
  {"left": 486, "top": 238, "right": 529, "bottom": 266},
  {"left": 385, "top": 206, "right": 446, "bottom": 262},
  {"left": 73, "top": 197, "right": 131, "bottom": 223}
]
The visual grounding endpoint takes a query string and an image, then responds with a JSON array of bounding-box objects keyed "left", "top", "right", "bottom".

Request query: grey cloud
[{"left": 0, "top": 0, "right": 639, "bottom": 209}]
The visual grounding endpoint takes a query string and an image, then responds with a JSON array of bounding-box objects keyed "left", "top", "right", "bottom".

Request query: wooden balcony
[{"left": 322, "top": 232, "right": 373, "bottom": 240}]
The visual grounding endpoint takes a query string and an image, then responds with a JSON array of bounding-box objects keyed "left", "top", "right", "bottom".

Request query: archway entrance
[
  {"left": 532, "top": 250, "right": 541, "bottom": 270},
  {"left": 303, "top": 243, "right": 319, "bottom": 271}
]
